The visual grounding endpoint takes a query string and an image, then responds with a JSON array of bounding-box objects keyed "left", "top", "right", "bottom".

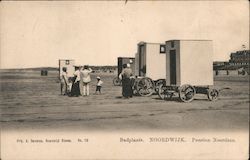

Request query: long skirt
[
  {"left": 70, "top": 81, "right": 80, "bottom": 97},
  {"left": 122, "top": 78, "right": 133, "bottom": 98}
]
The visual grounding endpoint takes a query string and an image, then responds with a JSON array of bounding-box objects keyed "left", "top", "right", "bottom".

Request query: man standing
[{"left": 80, "top": 65, "right": 92, "bottom": 96}]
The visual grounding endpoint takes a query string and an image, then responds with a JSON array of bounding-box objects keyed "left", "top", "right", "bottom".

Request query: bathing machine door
[{"left": 138, "top": 44, "right": 146, "bottom": 77}]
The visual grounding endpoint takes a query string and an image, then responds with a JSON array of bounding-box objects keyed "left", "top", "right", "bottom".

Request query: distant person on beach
[
  {"left": 60, "top": 67, "right": 69, "bottom": 95},
  {"left": 70, "top": 66, "right": 81, "bottom": 97},
  {"left": 80, "top": 65, "right": 92, "bottom": 96},
  {"left": 79, "top": 66, "right": 84, "bottom": 95},
  {"left": 119, "top": 63, "right": 133, "bottom": 98},
  {"left": 95, "top": 76, "right": 103, "bottom": 94}
]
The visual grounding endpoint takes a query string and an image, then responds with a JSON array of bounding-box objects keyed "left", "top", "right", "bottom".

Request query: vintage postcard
[{"left": 0, "top": 0, "right": 249, "bottom": 159}]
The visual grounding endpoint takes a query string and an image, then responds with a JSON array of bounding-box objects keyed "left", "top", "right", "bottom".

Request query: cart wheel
[
  {"left": 178, "top": 84, "right": 196, "bottom": 102},
  {"left": 155, "top": 79, "right": 166, "bottom": 93},
  {"left": 157, "top": 84, "right": 166, "bottom": 100},
  {"left": 136, "top": 77, "right": 155, "bottom": 96},
  {"left": 157, "top": 84, "right": 174, "bottom": 100},
  {"left": 131, "top": 77, "right": 137, "bottom": 95},
  {"left": 113, "top": 77, "right": 121, "bottom": 86},
  {"left": 207, "top": 89, "right": 219, "bottom": 101}
]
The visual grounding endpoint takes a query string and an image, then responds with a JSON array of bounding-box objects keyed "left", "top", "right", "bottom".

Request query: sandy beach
[{"left": 0, "top": 70, "right": 249, "bottom": 132}]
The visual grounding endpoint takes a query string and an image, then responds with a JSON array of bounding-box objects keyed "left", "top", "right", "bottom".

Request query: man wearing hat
[{"left": 80, "top": 65, "right": 93, "bottom": 96}]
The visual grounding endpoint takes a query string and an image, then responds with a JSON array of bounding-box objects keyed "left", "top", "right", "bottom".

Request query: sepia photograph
[{"left": 0, "top": 0, "right": 249, "bottom": 159}]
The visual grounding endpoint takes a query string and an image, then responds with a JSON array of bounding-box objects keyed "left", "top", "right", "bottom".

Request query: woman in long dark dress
[
  {"left": 119, "top": 64, "right": 133, "bottom": 98},
  {"left": 70, "top": 66, "right": 81, "bottom": 97}
]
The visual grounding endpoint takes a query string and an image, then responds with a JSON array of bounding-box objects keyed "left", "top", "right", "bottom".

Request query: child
[{"left": 95, "top": 76, "right": 103, "bottom": 94}]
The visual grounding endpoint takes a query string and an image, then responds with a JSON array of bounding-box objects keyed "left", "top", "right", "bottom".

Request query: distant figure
[
  {"left": 41, "top": 70, "right": 48, "bottom": 76},
  {"left": 80, "top": 65, "right": 92, "bottom": 96},
  {"left": 70, "top": 66, "right": 81, "bottom": 97},
  {"left": 119, "top": 63, "right": 133, "bottom": 98},
  {"left": 95, "top": 76, "right": 103, "bottom": 94},
  {"left": 60, "top": 67, "right": 69, "bottom": 95}
]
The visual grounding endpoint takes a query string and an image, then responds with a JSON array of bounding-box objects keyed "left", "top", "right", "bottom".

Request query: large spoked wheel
[
  {"left": 155, "top": 79, "right": 166, "bottom": 93},
  {"left": 207, "top": 88, "right": 219, "bottom": 101},
  {"left": 113, "top": 77, "right": 121, "bottom": 86},
  {"left": 178, "top": 84, "right": 196, "bottom": 102},
  {"left": 157, "top": 84, "right": 174, "bottom": 100},
  {"left": 136, "top": 77, "right": 155, "bottom": 97},
  {"left": 130, "top": 77, "right": 138, "bottom": 95},
  {"left": 157, "top": 84, "right": 166, "bottom": 100}
]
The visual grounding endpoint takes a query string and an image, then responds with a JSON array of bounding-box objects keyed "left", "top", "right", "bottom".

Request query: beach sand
[{"left": 0, "top": 70, "right": 249, "bottom": 132}]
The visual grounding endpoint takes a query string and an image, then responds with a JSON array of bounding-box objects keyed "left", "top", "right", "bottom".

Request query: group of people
[
  {"left": 60, "top": 63, "right": 134, "bottom": 98},
  {"left": 60, "top": 65, "right": 103, "bottom": 97}
]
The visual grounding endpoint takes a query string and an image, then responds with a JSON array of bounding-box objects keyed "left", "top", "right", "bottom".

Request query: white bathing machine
[
  {"left": 59, "top": 59, "right": 75, "bottom": 94},
  {"left": 133, "top": 42, "right": 167, "bottom": 96},
  {"left": 136, "top": 42, "right": 166, "bottom": 81},
  {"left": 158, "top": 40, "right": 219, "bottom": 102},
  {"left": 59, "top": 59, "right": 75, "bottom": 78}
]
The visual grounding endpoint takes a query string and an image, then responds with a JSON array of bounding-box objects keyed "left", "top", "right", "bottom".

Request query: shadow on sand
[{"left": 152, "top": 97, "right": 212, "bottom": 102}]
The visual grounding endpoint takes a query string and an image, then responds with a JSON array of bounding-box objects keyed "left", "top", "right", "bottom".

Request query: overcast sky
[{"left": 0, "top": 1, "right": 249, "bottom": 68}]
